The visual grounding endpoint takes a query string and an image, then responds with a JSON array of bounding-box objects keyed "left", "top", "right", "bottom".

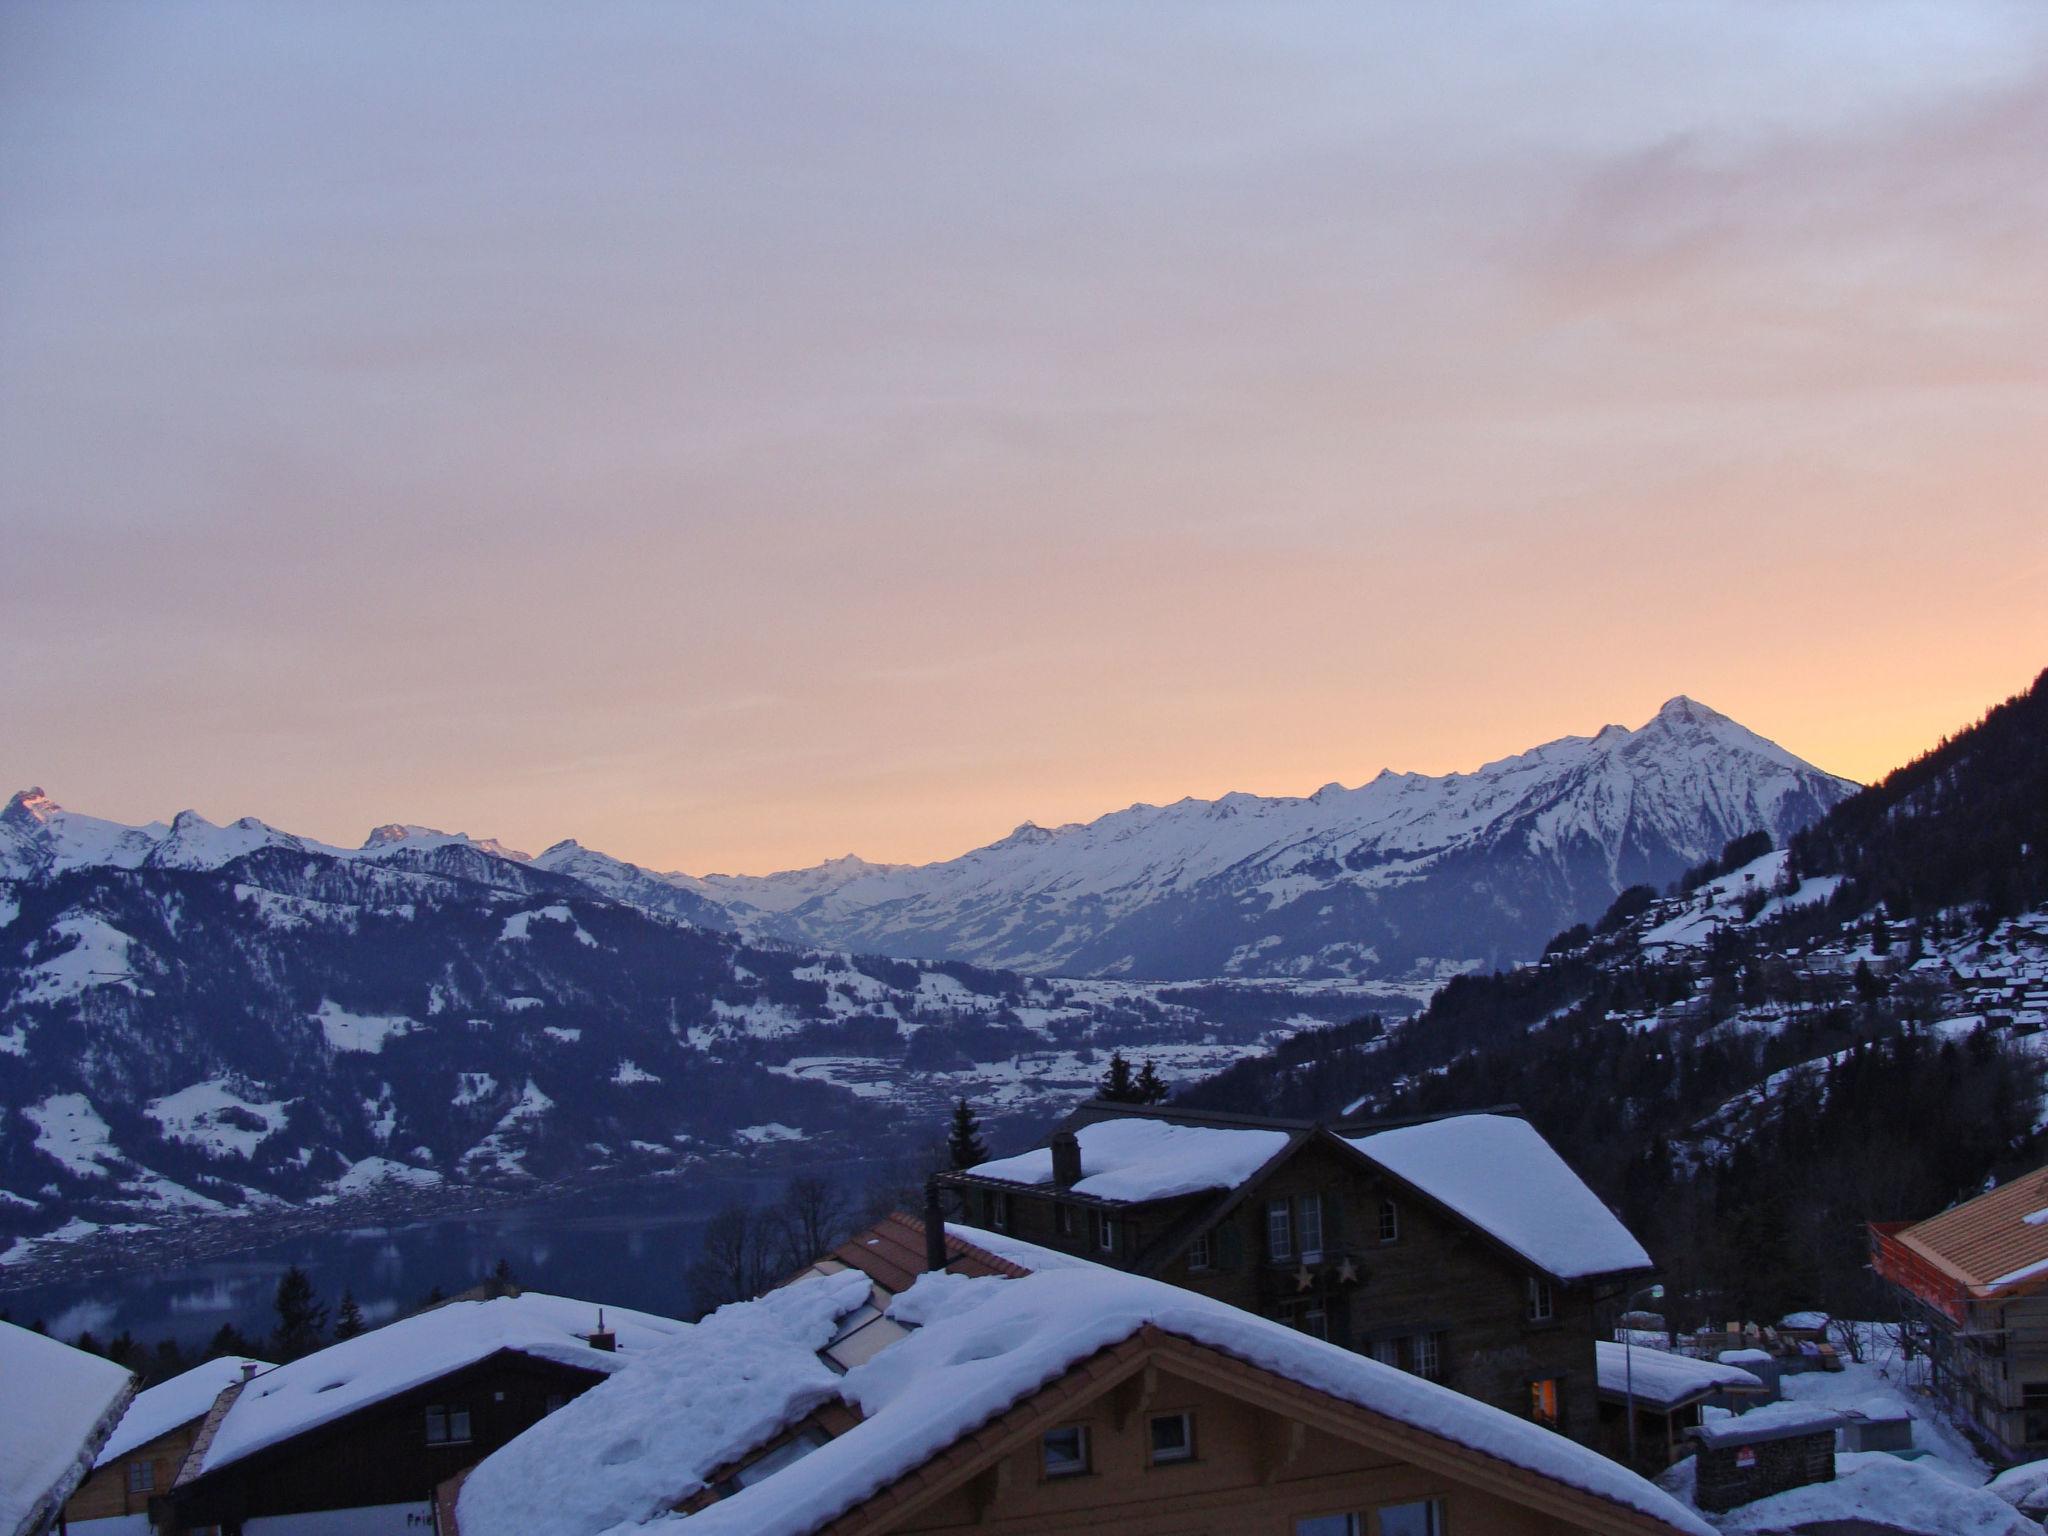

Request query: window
[
  {"left": 1149, "top": 1411, "right": 1194, "bottom": 1464},
  {"left": 1527, "top": 1276, "right": 1555, "bottom": 1323},
  {"left": 1298, "top": 1193, "right": 1324, "bottom": 1262},
  {"left": 1530, "top": 1377, "right": 1561, "bottom": 1429},
  {"left": 1378, "top": 1199, "right": 1400, "bottom": 1243},
  {"left": 1042, "top": 1424, "right": 1089, "bottom": 1477},
  {"left": 1188, "top": 1231, "right": 1212, "bottom": 1270},
  {"left": 1056, "top": 1202, "right": 1074, "bottom": 1237},
  {"left": 1379, "top": 1499, "right": 1445, "bottom": 1536},
  {"left": 127, "top": 1461, "right": 155, "bottom": 1494},
  {"left": 1267, "top": 1198, "right": 1294, "bottom": 1261},
  {"left": 425, "top": 1405, "right": 472, "bottom": 1445},
  {"left": 1295, "top": 1517, "right": 1360, "bottom": 1536},
  {"left": 1370, "top": 1337, "right": 1402, "bottom": 1368},
  {"left": 734, "top": 1427, "right": 829, "bottom": 1488},
  {"left": 991, "top": 1191, "right": 1010, "bottom": 1230},
  {"left": 1411, "top": 1332, "right": 1442, "bottom": 1381},
  {"left": 1095, "top": 1213, "right": 1116, "bottom": 1254}
]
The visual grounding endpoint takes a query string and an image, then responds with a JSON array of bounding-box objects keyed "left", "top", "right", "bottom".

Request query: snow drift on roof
[
  {"left": 966, "top": 1117, "right": 1289, "bottom": 1203},
  {"left": 199, "top": 1292, "right": 687, "bottom": 1476},
  {"left": 98, "top": 1356, "right": 270, "bottom": 1467},
  {"left": 942, "top": 1221, "right": 1111, "bottom": 1275},
  {"left": 1595, "top": 1342, "right": 1761, "bottom": 1410},
  {"left": 1344, "top": 1114, "right": 1651, "bottom": 1280},
  {"left": 1684, "top": 1450, "right": 2037, "bottom": 1536},
  {"left": 670, "top": 1268, "right": 1713, "bottom": 1536},
  {"left": 456, "top": 1270, "right": 869, "bottom": 1536},
  {"left": 0, "top": 1318, "right": 131, "bottom": 1536}
]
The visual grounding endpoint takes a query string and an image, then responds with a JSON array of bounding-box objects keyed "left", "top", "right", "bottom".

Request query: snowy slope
[{"left": 673, "top": 698, "right": 1854, "bottom": 981}]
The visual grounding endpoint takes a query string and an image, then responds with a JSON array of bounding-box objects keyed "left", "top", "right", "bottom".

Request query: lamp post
[{"left": 1623, "top": 1282, "right": 1666, "bottom": 1465}]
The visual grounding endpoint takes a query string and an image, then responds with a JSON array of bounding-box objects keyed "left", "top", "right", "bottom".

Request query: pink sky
[{"left": 3, "top": 3, "right": 2044, "bottom": 872}]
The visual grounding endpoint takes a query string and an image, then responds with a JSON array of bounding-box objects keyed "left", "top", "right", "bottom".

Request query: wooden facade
[
  {"left": 68, "top": 1416, "right": 204, "bottom": 1528},
  {"left": 168, "top": 1349, "right": 611, "bottom": 1534},
  {"left": 939, "top": 1109, "right": 1645, "bottom": 1448}
]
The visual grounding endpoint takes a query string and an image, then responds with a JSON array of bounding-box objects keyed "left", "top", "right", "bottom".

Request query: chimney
[
  {"left": 1050, "top": 1130, "right": 1082, "bottom": 1188},
  {"left": 924, "top": 1178, "right": 949, "bottom": 1272},
  {"left": 587, "top": 1307, "right": 616, "bottom": 1353},
  {"left": 240, "top": 1361, "right": 259, "bottom": 1382}
]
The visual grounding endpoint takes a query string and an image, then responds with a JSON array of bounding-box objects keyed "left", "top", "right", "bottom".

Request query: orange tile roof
[
  {"left": 1896, "top": 1165, "right": 2048, "bottom": 1294},
  {"left": 825, "top": 1212, "right": 1025, "bottom": 1294}
]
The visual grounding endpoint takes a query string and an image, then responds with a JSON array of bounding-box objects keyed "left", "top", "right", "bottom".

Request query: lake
[{"left": 0, "top": 1164, "right": 880, "bottom": 1350}]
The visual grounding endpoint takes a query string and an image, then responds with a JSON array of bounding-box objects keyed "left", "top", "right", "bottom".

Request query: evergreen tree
[
  {"left": 1098, "top": 1050, "right": 1142, "bottom": 1102},
  {"left": 206, "top": 1321, "right": 258, "bottom": 1360},
  {"left": 271, "top": 1265, "right": 330, "bottom": 1360},
  {"left": 1134, "top": 1058, "right": 1170, "bottom": 1104},
  {"left": 486, "top": 1257, "right": 519, "bottom": 1297},
  {"left": 946, "top": 1099, "right": 990, "bottom": 1169},
  {"left": 333, "top": 1289, "right": 367, "bottom": 1341}
]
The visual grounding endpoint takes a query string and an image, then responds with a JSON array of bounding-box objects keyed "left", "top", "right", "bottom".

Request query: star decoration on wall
[
  {"left": 1337, "top": 1258, "right": 1359, "bottom": 1285},
  {"left": 1294, "top": 1264, "right": 1315, "bottom": 1292}
]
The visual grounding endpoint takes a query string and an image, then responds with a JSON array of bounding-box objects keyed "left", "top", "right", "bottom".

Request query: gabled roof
[
  {"left": 96, "top": 1355, "right": 271, "bottom": 1466},
  {"left": 0, "top": 1319, "right": 132, "bottom": 1536},
  {"left": 189, "top": 1291, "right": 687, "bottom": 1478},
  {"left": 665, "top": 1268, "right": 1714, "bottom": 1536},
  {"left": 963, "top": 1116, "right": 1293, "bottom": 1203},
  {"left": 820, "top": 1212, "right": 1025, "bottom": 1294},
  {"left": 1889, "top": 1164, "right": 2048, "bottom": 1297},
  {"left": 1340, "top": 1114, "right": 1652, "bottom": 1282}
]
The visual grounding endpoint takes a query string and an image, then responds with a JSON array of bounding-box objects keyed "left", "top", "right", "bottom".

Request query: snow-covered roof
[
  {"left": 0, "top": 1318, "right": 132, "bottom": 1536},
  {"left": 965, "top": 1117, "right": 1291, "bottom": 1203},
  {"left": 198, "top": 1292, "right": 687, "bottom": 1476},
  {"left": 1594, "top": 1342, "right": 1762, "bottom": 1410},
  {"left": 456, "top": 1270, "right": 870, "bottom": 1536},
  {"left": 942, "top": 1221, "right": 1111, "bottom": 1275},
  {"left": 1685, "top": 1450, "right": 2037, "bottom": 1536},
  {"left": 1342, "top": 1114, "right": 1652, "bottom": 1281},
  {"left": 1690, "top": 1400, "right": 1844, "bottom": 1448},
  {"left": 97, "top": 1356, "right": 271, "bottom": 1466},
  {"left": 661, "top": 1268, "right": 1713, "bottom": 1536}
]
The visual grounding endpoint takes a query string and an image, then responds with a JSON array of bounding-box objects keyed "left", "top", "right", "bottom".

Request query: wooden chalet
[
  {"left": 62, "top": 1355, "right": 269, "bottom": 1532},
  {"left": 1872, "top": 1162, "right": 2048, "bottom": 1461},
  {"left": 936, "top": 1102, "right": 1655, "bottom": 1447},
  {"left": 162, "top": 1291, "right": 687, "bottom": 1534},
  {"left": 444, "top": 1262, "right": 1715, "bottom": 1536}
]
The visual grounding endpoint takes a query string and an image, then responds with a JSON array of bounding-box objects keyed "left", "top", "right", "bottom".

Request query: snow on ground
[
  {"left": 970, "top": 1116, "right": 1290, "bottom": 1202},
  {"left": 735, "top": 1123, "right": 806, "bottom": 1144},
  {"left": 499, "top": 905, "right": 598, "bottom": 947},
  {"left": 1345, "top": 1114, "right": 1651, "bottom": 1280},
  {"left": 543, "top": 1026, "right": 582, "bottom": 1043},
  {"left": 329, "top": 1157, "right": 443, "bottom": 1194},
  {"left": 98, "top": 1356, "right": 271, "bottom": 1466},
  {"left": 460, "top": 1080, "right": 556, "bottom": 1174},
  {"left": 1660, "top": 1451, "right": 2034, "bottom": 1535},
  {"left": 313, "top": 999, "right": 422, "bottom": 1053},
  {"left": 456, "top": 1269, "right": 870, "bottom": 1536},
  {"left": 0, "top": 1317, "right": 133, "bottom": 1535},
  {"left": 612, "top": 1060, "right": 660, "bottom": 1086},
  {"left": 1768, "top": 1327, "right": 1993, "bottom": 1488},
  {"left": 25, "top": 1093, "right": 120, "bottom": 1178},
  {"left": 17, "top": 913, "right": 147, "bottom": 1003},
  {"left": 453, "top": 1072, "right": 498, "bottom": 1106},
  {"left": 146, "top": 1079, "right": 292, "bottom": 1159},
  {"left": 200, "top": 1292, "right": 687, "bottom": 1476}
]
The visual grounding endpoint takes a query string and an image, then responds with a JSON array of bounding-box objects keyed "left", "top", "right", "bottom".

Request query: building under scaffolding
[{"left": 1872, "top": 1164, "right": 2048, "bottom": 1464}]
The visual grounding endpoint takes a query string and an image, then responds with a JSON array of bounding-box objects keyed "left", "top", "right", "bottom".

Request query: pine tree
[
  {"left": 1133, "top": 1058, "right": 1169, "bottom": 1104},
  {"left": 947, "top": 1099, "right": 990, "bottom": 1169},
  {"left": 333, "top": 1289, "right": 367, "bottom": 1341},
  {"left": 271, "top": 1265, "right": 330, "bottom": 1360},
  {"left": 486, "top": 1257, "right": 519, "bottom": 1297},
  {"left": 1098, "top": 1051, "right": 1141, "bottom": 1103}
]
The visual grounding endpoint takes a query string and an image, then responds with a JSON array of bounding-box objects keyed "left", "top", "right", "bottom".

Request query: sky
[{"left": 3, "top": 2, "right": 2045, "bottom": 874}]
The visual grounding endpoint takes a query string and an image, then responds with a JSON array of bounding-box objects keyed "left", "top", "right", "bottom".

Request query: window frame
[
  {"left": 1377, "top": 1497, "right": 1447, "bottom": 1536},
  {"left": 1529, "top": 1375, "right": 1562, "bottom": 1429},
  {"left": 1298, "top": 1192, "right": 1324, "bottom": 1263},
  {"left": 1267, "top": 1197, "right": 1294, "bottom": 1262},
  {"left": 1187, "top": 1230, "right": 1212, "bottom": 1271},
  {"left": 424, "top": 1404, "right": 473, "bottom": 1446},
  {"left": 1095, "top": 1212, "right": 1116, "bottom": 1254},
  {"left": 1041, "top": 1422, "right": 1091, "bottom": 1479},
  {"left": 1147, "top": 1409, "right": 1195, "bottom": 1465},
  {"left": 1411, "top": 1331, "right": 1442, "bottom": 1381},
  {"left": 1055, "top": 1202, "right": 1074, "bottom": 1238},
  {"left": 127, "top": 1460, "right": 155, "bottom": 1494},
  {"left": 1526, "top": 1275, "right": 1556, "bottom": 1324},
  {"left": 1378, "top": 1198, "right": 1400, "bottom": 1244}
]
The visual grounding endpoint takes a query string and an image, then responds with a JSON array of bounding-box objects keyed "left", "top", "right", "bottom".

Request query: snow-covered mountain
[{"left": 659, "top": 698, "right": 1857, "bottom": 981}]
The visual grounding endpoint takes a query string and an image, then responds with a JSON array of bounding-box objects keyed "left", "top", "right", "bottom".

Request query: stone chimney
[
  {"left": 1050, "top": 1130, "right": 1082, "bottom": 1187},
  {"left": 924, "top": 1178, "right": 949, "bottom": 1272},
  {"left": 240, "top": 1360, "right": 259, "bottom": 1382},
  {"left": 587, "top": 1307, "right": 617, "bottom": 1352}
]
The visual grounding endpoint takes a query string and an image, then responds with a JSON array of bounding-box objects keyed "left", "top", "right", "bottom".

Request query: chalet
[
  {"left": 64, "top": 1354, "right": 269, "bottom": 1532},
  {"left": 445, "top": 1259, "right": 1715, "bottom": 1536},
  {"left": 936, "top": 1102, "right": 1654, "bottom": 1445},
  {"left": 164, "top": 1291, "right": 687, "bottom": 1534},
  {"left": 1872, "top": 1162, "right": 2048, "bottom": 1462},
  {"left": 0, "top": 1317, "right": 132, "bottom": 1536}
]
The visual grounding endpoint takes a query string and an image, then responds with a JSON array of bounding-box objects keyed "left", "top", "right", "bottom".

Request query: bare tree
[
  {"left": 686, "top": 1200, "right": 778, "bottom": 1318},
  {"left": 774, "top": 1175, "right": 852, "bottom": 1271}
]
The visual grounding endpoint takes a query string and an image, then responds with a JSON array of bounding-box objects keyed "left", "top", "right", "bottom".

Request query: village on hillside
[{"left": 16, "top": 1095, "right": 2048, "bottom": 1536}]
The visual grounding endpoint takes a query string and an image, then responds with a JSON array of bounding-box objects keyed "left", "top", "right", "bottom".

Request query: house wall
[
  {"left": 169, "top": 1352, "right": 608, "bottom": 1534},
  {"left": 952, "top": 1137, "right": 1605, "bottom": 1445},
  {"left": 68, "top": 1422, "right": 199, "bottom": 1524},
  {"left": 886, "top": 1362, "right": 1589, "bottom": 1535},
  {"left": 1927, "top": 1295, "right": 2048, "bottom": 1460}
]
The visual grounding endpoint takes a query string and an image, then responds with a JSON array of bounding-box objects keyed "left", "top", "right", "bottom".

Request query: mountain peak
[
  {"left": 362, "top": 823, "right": 443, "bottom": 848},
  {"left": 4, "top": 787, "right": 58, "bottom": 825},
  {"left": 1653, "top": 695, "right": 1730, "bottom": 726}
]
